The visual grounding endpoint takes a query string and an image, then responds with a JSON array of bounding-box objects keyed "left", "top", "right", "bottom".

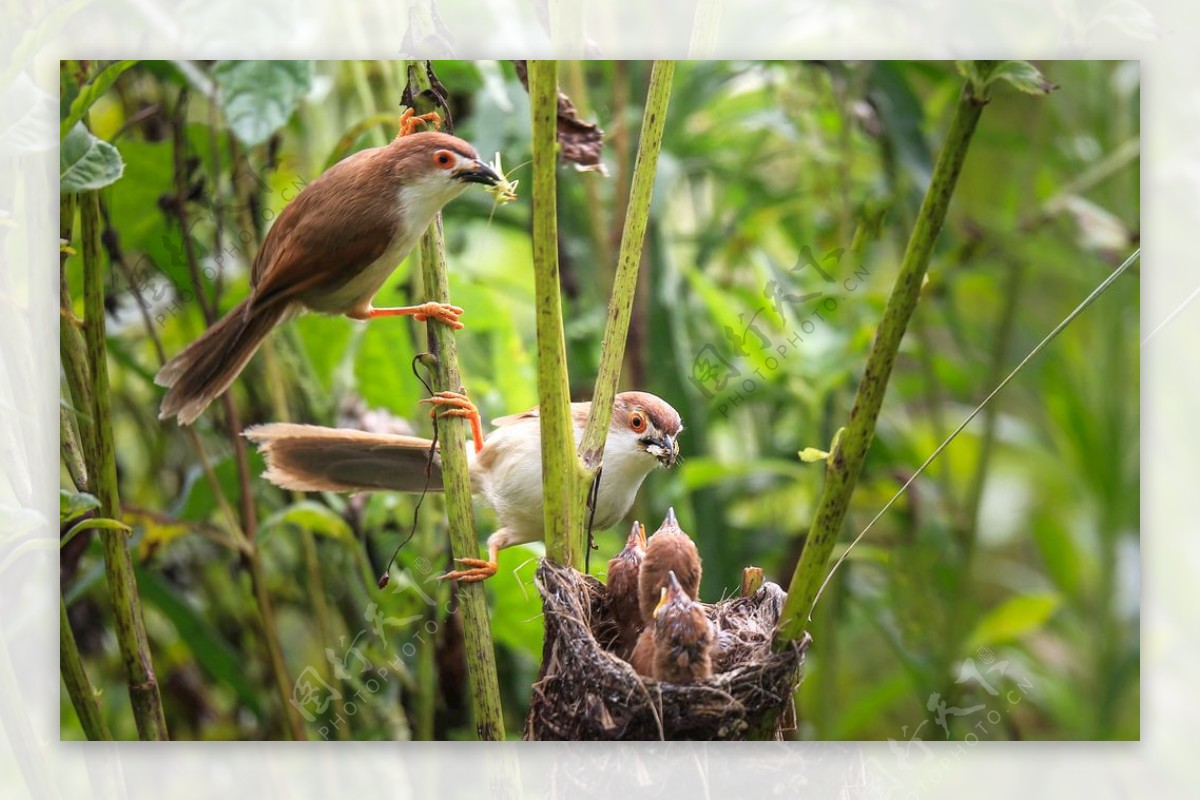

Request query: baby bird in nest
[
  {"left": 606, "top": 520, "right": 648, "bottom": 659},
  {"left": 637, "top": 507, "right": 702, "bottom": 625},
  {"left": 630, "top": 570, "right": 715, "bottom": 683}
]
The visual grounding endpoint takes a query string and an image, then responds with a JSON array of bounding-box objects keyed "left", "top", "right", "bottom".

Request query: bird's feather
[{"left": 244, "top": 423, "right": 446, "bottom": 493}]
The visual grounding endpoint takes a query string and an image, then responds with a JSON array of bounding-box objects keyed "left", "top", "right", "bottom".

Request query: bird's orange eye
[
  {"left": 433, "top": 150, "right": 455, "bottom": 169},
  {"left": 630, "top": 412, "right": 647, "bottom": 433}
]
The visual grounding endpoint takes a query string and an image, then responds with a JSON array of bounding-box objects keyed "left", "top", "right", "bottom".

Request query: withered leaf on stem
[{"left": 512, "top": 60, "right": 606, "bottom": 173}]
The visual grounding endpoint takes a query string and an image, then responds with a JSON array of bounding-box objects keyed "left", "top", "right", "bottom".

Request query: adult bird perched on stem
[
  {"left": 245, "top": 391, "right": 683, "bottom": 582},
  {"left": 156, "top": 110, "right": 501, "bottom": 424}
]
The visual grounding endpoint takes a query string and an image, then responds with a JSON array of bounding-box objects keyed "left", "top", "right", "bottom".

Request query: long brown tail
[
  {"left": 244, "top": 423, "right": 448, "bottom": 493},
  {"left": 155, "top": 297, "right": 285, "bottom": 425}
]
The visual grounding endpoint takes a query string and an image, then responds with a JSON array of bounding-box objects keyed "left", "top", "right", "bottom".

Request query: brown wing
[{"left": 250, "top": 148, "right": 401, "bottom": 309}]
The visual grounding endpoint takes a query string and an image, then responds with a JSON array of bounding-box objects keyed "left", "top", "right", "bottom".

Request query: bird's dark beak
[
  {"left": 454, "top": 159, "right": 501, "bottom": 186},
  {"left": 657, "top": 434, "right": 678, "bottom": 468}
]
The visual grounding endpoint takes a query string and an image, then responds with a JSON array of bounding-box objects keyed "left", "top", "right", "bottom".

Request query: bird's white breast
[
  {"left": 472, "top": 419, "right": 660, "bottom": 545},
  {"left": 317, "top": 179, "right": 469, "bottom": 313}
]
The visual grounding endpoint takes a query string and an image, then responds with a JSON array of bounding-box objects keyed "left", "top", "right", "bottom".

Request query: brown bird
[
  {"left": 245, "top": 391, "right": 682, "bottom": 583},
  {"left": 638, "top": 507, "right": 702, "bottom": 625},
  {"left": 631, "top": 570, "right": 714, "bottom": 683},
  {"left": 156, "top": 112, "right": 501, "bottom": 424},
  {"left": 629, "top": 625, "right": 655, "bottom": 678},
  {"left": 606, "top": 520, "right": 648, "bottom": 659}
]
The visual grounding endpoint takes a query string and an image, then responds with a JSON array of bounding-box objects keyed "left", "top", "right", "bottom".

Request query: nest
[{"left": 525, "top": 560, "right": 811, "bottom": 741}]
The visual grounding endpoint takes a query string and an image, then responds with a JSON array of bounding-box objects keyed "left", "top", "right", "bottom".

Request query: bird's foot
[
  {"left": 366, "top": 301, "right": 464, "bottom": 329},
  {"left": 396, "top": 108, "right": 442, "bottom": 138},
  {"left": 437, "top": 558, "right": 497, "bottom": 583},
  {"left": 420, "top": 390, "right": 484, "bottom": 454}
]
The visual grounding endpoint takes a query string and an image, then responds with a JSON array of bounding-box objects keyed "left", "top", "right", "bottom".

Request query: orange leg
[
  {"left": 421, "top": 390, "right": 484, "bottom": 454},
  {"left": 438, "top": 542, "right": 498, "bottom": 583},
  {"left": 365, "top": 301, "right": 464, "bottom": 330},
  {"left": 396, "top": 108, "right": 442, "bottom": 138}
]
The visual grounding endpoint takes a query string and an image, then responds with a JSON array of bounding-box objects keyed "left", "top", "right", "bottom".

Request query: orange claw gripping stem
[
  {"left": 395, "top": 108, "right": 443, "bottom": 139},
  {"left": 420, "top": 390, "right": 484, "bottom": 455},
  {"left": 364, "top": 301, "right": 464, "bottom": 329}
]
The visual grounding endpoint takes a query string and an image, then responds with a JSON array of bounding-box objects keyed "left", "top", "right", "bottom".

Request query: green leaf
[
  {"left": 869, "top": 62, "right": 933, "bottom": 195},
  {"left": 60, "top": 122, "right": 124, "bottom": 192},
  {"left": 60, "top": 489, "right": 101, "bottom": 523},
  {"left": 323, "top": 112, "right": 401, "bottom": 169},
  {"left": 487, "top": 543, "right": 545, "bottom": 661},
  {"left": 212, "top": 60, "right": 312, "bottom": 146},
  {"left": 61, "top": 516, "right": 131, "bottom": 549},
  {"left": 799, "top": 447, "right": 830, "bottom": 463},
  {"left": 174, "top": 449, "right": 265, "bottom": 523},
  {"left": 135, "top": 567, "right": 263, "bottom": 716},
  {"left": 955, "top": 60, "right": 984, "bottom": 89},
  {"left": 261, "top": 500, "right": 354, "bottom": 543},
  {"left": 60, "top": 59, "right": 138, "bottom": 138},
  {"left": 988, "top": 61, "right": 1057, "bottom": 96},
  {"left": 966, "top": 593, "right": 1061, "bottom": 651},
  {"left": 352, "top": 306, "right": 420, "bottom": 417},
  {"left": 1031, "top": 519, "right": 1084, "bottom": 598}
]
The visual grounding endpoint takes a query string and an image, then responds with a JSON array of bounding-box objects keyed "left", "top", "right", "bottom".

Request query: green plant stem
[
  {"left": 528, "top": 59, "right": 581, "bottom": 571},
  {"left": 79, "top": 190, "right": 170, "bottom": 740},
  {"left": 414, "top": 539, "right": 439, "bottom": 742},
  {"left": 575, "top": 60, "right": 675, "bottom": 559},
  {"left": 60, "top": 389, "right": 89, "bottom": 492},
  {"left": 578, "top": 60, "right": 674, "bottom": 473},
  {"left": 775, "top": 81, "right": 986, "bottom": 645},
  {"left": 418, "top": 217, "right": 507, "bottom": 741},
  {"left": 348, "top": 60, "right": 387, "bottom": 147},
  {"left": 60, "top": 596, "right": 113, "bottom": 740},
  {"left": 59, "top": 193, "right": 95, "bottom": 478},
  {"left": 164, "top": 100, "right": 303, "bottom": 739},
  {"left": 407, "top": 58, "right": 506, "bottom": 742}
]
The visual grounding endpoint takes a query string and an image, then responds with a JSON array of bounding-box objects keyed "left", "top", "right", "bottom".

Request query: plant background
[{"left": 59, "top": 59, "right": 1139, "bottom": 740}]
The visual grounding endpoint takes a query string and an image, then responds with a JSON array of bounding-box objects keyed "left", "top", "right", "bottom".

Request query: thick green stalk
[
  {"left": 418, "top": 219, "right": 506, "bottom": 741},
  {"left": 528, "top": 59, "right": 580, "bottom": 570},
  {"left": 404, "top": 58, "right": 506, "bottom": 742},
  {"left": 60, "top": 597, "right": 112, "bottom": 740},
  {"left": 775, "top": 81, "right": 986, "bottom": 645},
  {"left": 79, "top": 190, "right": 169, "bottom": 739},
  {"left": 59, "top": 194, "right": 95, "bottom": 476},
  {"left": 578, "top": 60, "right": 674, "bottom": 471}
]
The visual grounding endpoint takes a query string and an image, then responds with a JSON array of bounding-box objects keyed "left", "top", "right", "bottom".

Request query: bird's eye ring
[
  {"left": 630, "top": 412, "right": 647, "bottom": 433},
  {"left": 433, "top": 150, "right": 454, "bottom": 168}
]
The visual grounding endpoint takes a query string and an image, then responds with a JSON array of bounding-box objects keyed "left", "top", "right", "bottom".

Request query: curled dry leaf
[{"left": 512, "top": 60, "right": 606, "bottom": 173}]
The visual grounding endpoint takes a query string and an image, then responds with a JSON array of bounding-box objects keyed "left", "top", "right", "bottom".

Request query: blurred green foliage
[{"left": 59, "top": 59, "right": 1139, "bottom": 740}]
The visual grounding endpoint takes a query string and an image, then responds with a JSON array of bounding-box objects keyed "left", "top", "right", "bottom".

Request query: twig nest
[{"left": 525, "top": 559, "right": 811, "bottom": 741}]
